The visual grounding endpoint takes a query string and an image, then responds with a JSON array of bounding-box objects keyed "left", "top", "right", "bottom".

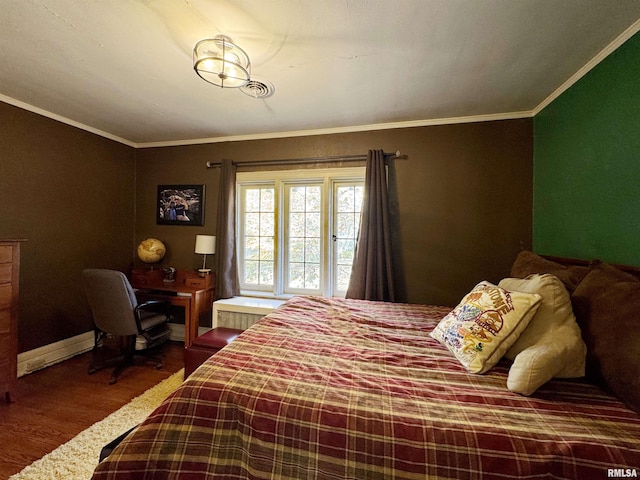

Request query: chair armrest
[
  {"left": 133, "top": 300, "right": 172, "bottom": 334},
  {"left": 136, "top": 299, "right": 169, "bottom": 310},
  {"left": 135, "top": 300, "right": 171, "bottom": 320}
]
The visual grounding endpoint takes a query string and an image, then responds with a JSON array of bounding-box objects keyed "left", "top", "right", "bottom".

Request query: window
[
  {"left": 241, "top": 186, "right": 275, "bottom": 288},
  {"left": 286, "top": 183, "right": 322, "bottom": 291},
  {"left": 333, "top": 183, "right": 364, "bottom": 293},
  {"left": 237, "top": 167, "right": 365, "bottom": 297}
]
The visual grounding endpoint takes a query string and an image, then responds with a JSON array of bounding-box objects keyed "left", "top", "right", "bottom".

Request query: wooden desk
[{"left": 130, "top": 270, "right": 215, "bottom": 348}]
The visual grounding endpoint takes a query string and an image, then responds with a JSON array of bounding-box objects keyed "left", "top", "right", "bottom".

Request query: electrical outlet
[{"left": 25, "top": 358, "right": 46, "bottom": 373}]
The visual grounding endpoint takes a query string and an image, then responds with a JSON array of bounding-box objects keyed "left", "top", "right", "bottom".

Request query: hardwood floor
[{"left": 0, "top": 341, "right": 185, "bottom": 479}]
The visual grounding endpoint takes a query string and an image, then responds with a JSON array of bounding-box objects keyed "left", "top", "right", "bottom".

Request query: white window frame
[
  {"left": 330, "top": 180, "right": 365, "bottom": 297},
  {"left": 236, "top": 181, "right": 277, "bottom": 294},
  {"left": 237, "top": 167, "right": 365, "bottom": 298}
]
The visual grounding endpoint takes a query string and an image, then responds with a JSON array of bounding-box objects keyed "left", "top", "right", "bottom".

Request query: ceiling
[{"left": 1, "top": 1, "right": 639, "bottom": 148}]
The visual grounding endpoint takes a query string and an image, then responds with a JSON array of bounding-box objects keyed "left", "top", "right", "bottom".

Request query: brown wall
[
  {"left": 136, "top": 119, "right": 533, "bottom": 307},
  {"left": 1, "top": 101, "right": 531, "bottom": 352},
  {"left": 0, "top": 102, "right": 136, "bottom": 351}
]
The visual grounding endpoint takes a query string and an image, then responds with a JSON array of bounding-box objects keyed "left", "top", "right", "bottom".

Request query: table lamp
[{"left": 195, "top": 235, "right": 216, "bottom": 274}]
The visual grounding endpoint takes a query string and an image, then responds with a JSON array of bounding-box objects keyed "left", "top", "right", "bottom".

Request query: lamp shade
[{"left": 195, "top": 235, "right": 216, "bottom": 255}]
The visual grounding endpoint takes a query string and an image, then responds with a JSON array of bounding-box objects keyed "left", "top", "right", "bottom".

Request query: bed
[{"left": 93, "top": 253, "right": 640, "bottom": 479}]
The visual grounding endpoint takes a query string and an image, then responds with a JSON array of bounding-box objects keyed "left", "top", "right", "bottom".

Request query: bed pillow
[
  {"left": 506, "top": 327, "right": 586, "bottom": 396},
  {"left": 430, "top": 281, "right": 541, "bottom": 374},
  {"left": 498, "top": 274, "right": 584, "bottom": 361},
  {"left": 498, "top": 274, "right": 586, "bottom": 395},
  {"left": 571, "top": 263, "right": 640, "bottom": 413},
  {"left": 510, "top": 250, "right": 590, "bottom": 294}
]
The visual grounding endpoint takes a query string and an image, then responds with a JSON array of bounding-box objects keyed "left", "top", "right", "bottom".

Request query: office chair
[{"left": 82, "top": 268, "right": 172, "bottom": 384}]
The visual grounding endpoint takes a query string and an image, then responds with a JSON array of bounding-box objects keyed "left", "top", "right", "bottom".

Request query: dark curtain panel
[
  {"left": 215, "top": 159, "right": 240, "bottom": 299},
  {"left": 346, "top": 149, "right": 396, "bottom": 302}
]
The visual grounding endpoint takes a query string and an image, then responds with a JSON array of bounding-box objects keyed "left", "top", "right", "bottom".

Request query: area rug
[{"left": 10, "top": 369, "right": 184, "bottom": 480}]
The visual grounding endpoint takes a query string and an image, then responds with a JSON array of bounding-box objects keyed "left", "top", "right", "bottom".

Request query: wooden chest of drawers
[{"left": 0, "top": 240, "right": 21, "bottom": 403}]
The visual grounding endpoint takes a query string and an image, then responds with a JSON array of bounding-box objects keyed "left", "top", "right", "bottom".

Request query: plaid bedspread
[{"left": 93, "top": 296, "right": 640, "bottom": 479}]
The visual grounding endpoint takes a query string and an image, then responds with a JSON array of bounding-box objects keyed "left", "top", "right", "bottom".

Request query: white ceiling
[{"left": 1, "top": 1, "right": 639, "bottom": 148}]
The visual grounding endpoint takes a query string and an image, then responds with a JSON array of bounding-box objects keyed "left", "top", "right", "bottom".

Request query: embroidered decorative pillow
[{"left": 430, "top": 281, "right": 541, "bottom": 374}]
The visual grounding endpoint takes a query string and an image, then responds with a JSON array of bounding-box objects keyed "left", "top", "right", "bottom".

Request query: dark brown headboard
[{"left": 542, "top": 254, "right": 640, "bottom": 279}]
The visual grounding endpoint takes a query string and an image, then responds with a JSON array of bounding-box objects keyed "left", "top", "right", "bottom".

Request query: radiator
[
  {"left": 216, "top": 310, "right": 264, "bottom": 330},
  {"left": 212, "top": 297, "right": 286, "bottom": 330}
]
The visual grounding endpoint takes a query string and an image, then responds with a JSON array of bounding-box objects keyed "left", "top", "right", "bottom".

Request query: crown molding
[
  {"left": 136, "top": 111, "right": 534, "bottom": 148},
  {"left": 0, "top": 91, "right": 532, "bottom": 149},
  {"left": 0, "top": 93, "right": 136, "bottom": 147}
]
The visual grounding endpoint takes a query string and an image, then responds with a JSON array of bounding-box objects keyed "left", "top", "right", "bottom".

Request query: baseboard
[
  {"left": 17, "top": 331, "right": 95, "bottom": 377},
  {"left": 17, "top": 324, "right": 188, "bottom": 377}
]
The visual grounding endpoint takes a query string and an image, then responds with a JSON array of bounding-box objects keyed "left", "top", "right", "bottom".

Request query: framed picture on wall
[{"left": 157, "top": 184, "right": 205, "bottom": 226}]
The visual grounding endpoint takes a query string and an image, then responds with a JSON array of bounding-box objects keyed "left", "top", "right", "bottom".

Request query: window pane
[
  {"left": 259, "top": 261, "right": 273, "bottom": 284},
  {"left": 337, "top": 212, "right": 356, "bottom": 238},
  {"left": 245, "top": 236, "right": 260, "bottom": 260},
  {"left": 289, "top": 238, "right": 305, "bottom": 262},
  {"left": 245, "top": 189, "right": 260, "bottom": 212},
  {"left": 290, "top": 187, "right": 306, "bottom": 212},
  {"left": 289, "top": 263, "right": 305, "bottom": 289},
  {"left": 260, "top": 237, "right": 274, "bottom": 260},
  {"left": 245, "top": 212, "right": 260, "bottom": 236},
  {"left": 306, "top": 187, "right": 321, "bottom": 212},
  {"left": 260, "top": 212, "right": 274, "bottom": 236},
  {"left": 261, "top": 189, "right": 274, "bottom": 212},
  {"left": 245, "top": 260, "right": 259, "bottom": 284},
  {"left": 337, "top": 265, "right": 353, "bottom": 291},
  {"left": 337, "top": 186, "right": 355, "bottom": 212},
  {"left": 305, "top": 212, "right": 321, "bottom": 237},
  {"left": 354, "top": 186, "right": 364, "bottom": 211},
  {"left": 306, "top": 238, "right": 320, "bottom": 262},
  {"left": 289, "top": 212, "right": 306, "bottom": 237},
  {"left": 305, "top": 263, "right": 320, "bottom": 289},
  {"left": 337, "top": 239, "right": 355, "bottom": 264}
]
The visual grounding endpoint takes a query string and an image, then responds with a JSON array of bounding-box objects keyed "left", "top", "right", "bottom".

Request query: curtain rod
[{"left": 205, "top": 150, "right": 401, "bottom": 169}]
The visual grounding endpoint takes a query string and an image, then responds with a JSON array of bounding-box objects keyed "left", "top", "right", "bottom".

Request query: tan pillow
[
  {"left": 499, "top": 274, "right": 584, "bottom": 362},
  {"left": 506, "top": 326, "right": 586, "bottom": 395},
  {"left": 499, "top": 274, "right": 586, "bottom": 395},
  {"left": 430, "top": 281, "right": 541, "bottom": 374}
]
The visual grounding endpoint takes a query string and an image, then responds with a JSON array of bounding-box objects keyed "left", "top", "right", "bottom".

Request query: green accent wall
[{"left": 533, "top": 31, "right": 640, "bottom": 265}]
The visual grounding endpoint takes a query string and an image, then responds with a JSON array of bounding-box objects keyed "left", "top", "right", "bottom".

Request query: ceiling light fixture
[{"left": 193, "top": 35, "right": 251, "bottom": 88}]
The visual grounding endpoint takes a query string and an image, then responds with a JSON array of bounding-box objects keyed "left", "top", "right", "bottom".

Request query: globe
[{"left": 137, "top": 238, "right": 166, "bottom": 264}]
